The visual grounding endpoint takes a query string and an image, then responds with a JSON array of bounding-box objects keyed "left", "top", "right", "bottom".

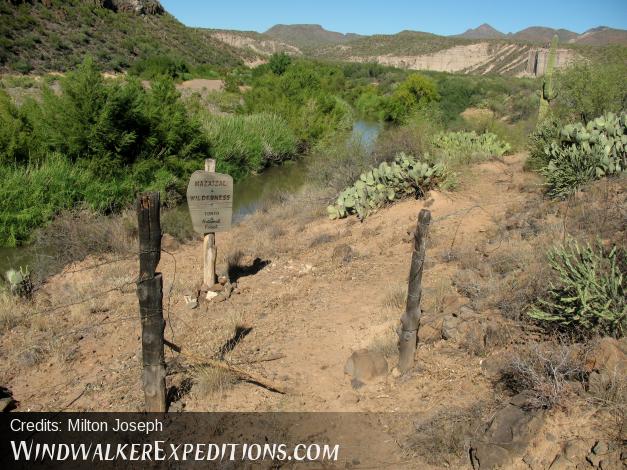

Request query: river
[{"left": 0, "top": 120, "right": 382, "bottom": 278}]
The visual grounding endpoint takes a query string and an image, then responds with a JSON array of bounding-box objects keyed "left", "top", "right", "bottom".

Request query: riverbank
[{"left": 0, "top": 120, "right": 381, "bottom": 278}]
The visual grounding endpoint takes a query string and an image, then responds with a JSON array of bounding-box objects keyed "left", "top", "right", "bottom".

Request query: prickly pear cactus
[
  {"left": 327, "top": 153, "right": 444, "bottom": 220},
  {"left": 432, "top": 131, "right": 511, "bottom": 160},
  {"left": 541, "top": 112, "right": 627, "bottom": 197},
  {"left": 5, "top": 266, "right": 33, "bottom": 298},
  {"left": 539, "top": 34, "right": 559, "bottom": 121}
]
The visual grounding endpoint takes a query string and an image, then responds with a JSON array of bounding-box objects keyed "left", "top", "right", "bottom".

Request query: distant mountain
[
  {"left": 264, "top": 24, "right": 362, "bottom": 50},
  {"left": 510, "top": 27, "right": 578, "bottom": 43},
  {"left": 457, "top": 23, "right": 505, "bottom": 39},
  {"left": 572, "top": 26, "right": 627, "bottom": 45}
]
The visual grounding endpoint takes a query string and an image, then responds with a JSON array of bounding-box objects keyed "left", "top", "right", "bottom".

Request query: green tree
[
  {"left": 383, "top": 74, "right": 439, "bottom": 123},
  {"left": 268, "top": 52, "right": 292, "bottom": 75},
  {"left": 556, "top": 62, "right": 627, "bottom": 124}
]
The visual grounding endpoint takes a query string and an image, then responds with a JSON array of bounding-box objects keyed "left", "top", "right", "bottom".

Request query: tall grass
[
  {"left": 0, "top": 156, "right": 89, "bottom": 246},
  {"left": 198, "top": 112, "right": 298, "bottom": 179}
]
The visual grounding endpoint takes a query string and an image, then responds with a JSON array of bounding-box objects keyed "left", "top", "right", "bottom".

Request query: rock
[
  {"left": 161, "top": 233, "right": 180, "bottom": 252},
  {"left": 441, "top": 315, "right": 462, "bottom": 340},
  {"left": 458, "top": 305, "right": 478, "bottom": 320},
  {"left": 548, "top": 454, "right": 570, "bottom": 469},
  {"left": 218, "top": 275, "right": 228, "bottom": 286},
  {"left": 586, "top": 338, "right": 627, "bottom": 375},
  {"left": 586, "top": 338, "right": 627, "bottom": 403},
  {"left": 587, "top": 453, "right": 602, "bottom": 468},
  {"left": 418, "top": 321, "right": 442, "bottom": 344},
  {"left": 592, "top": 441, "right": 609, "bottom": 456},
  {"left": 440, "top": 294, "right": 460, "bottom": 314},
  {"left": 563, "top": 440, "right": 589, "bottom": 462},
  {"left": 205, "top": 291, "right": 218, "bottom": 301},
  {"left": 344, "top": 349, "right": 388, "bottom": 383},
  {"left": 332, "top": 244, "right": 353, "bottom": 265},
  {"left": 469, "top": 393, "right": 544, "bottom": 469}
]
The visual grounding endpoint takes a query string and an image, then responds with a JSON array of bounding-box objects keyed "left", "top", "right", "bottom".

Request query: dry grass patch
[
  {"left": 367, "top": 328, "right": 398, "bottom": 359},
  {"left": 192, "top": 365, "right": 237, "bottom": 398},
  {"left": 0, "top": 292, "right": 29, "bottom": 332},
  {"left": 382, "top": 284, "right": 407, "bottom": 312},
  {"left": 498, "top": 340, "right": 588, "bottom": 410}
]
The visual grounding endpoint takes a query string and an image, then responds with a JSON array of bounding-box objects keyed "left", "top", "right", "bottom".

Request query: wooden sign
[{"left": 187, "top": 170, "right": 233, "bottom": 233}]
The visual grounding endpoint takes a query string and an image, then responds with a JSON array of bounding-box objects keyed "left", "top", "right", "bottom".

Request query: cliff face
[
  {"left": 210, "top": 31, "right": 301, "bottom": 56},
  {"left": 346, "top": 42, "right": 578, "bottom": 77},
  {"left": 526, "top": 48, "right": 578, "bottom": 76}
]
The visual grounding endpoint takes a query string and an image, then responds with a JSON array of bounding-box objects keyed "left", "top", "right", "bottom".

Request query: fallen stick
[
  {"left": 176, "top": 348, "right": 288, "bottom": 394},
  {"left": 231, "top": 353, "right": 286, "bottom": 365}
]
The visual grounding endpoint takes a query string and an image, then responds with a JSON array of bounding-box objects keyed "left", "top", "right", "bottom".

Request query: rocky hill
[
  {"left": 456, "top": 23, "right": 506, "bottom": 39},
  {"left": 510, "top": 26, "right": 579, "bottom": 43},
  {"left": 0, "top": 0, "right": 255, "bottom": 73},
  {"left": 573, "top": 26, "right": 627, "bottom": 45},
  {"left": 264, "top": 24, "right": 363, "bottom": 50}
]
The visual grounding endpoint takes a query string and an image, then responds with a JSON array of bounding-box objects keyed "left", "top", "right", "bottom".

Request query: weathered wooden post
[
  {"left": 203, "top": 159, "right": 217, "bottom": 287},
  {"left": 136, "top": 192, "right": 166, "bottom": 412},
  {"left": 187, "top": 159, "right": 233, "bottom": 288},
  {"left": 398, "top": 209, "right": 431, "bottom": 373}
]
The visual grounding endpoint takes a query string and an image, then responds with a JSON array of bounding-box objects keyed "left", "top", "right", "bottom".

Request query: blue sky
[{"left": 160, "top": 0, "right": 627, "bottom": 36}]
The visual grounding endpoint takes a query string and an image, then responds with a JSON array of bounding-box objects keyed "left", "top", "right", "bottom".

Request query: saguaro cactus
[{"left": 538, "top": 34, "right": 559, "bottom": 121}]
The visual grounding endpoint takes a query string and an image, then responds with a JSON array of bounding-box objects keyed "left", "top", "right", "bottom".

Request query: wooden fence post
[
  {"left": 136, "top": 192, "right": 166, "bottom": 412},
  {"left": 203, "top": 158, "right": 217, "bottom": 287},
  {"left": 398, "top": 209, "right": 431, "bottom": 373}
]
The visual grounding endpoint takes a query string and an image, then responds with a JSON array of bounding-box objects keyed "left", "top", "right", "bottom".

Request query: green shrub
[
  {"left": 12, "top": 60, "right": 32, "bottom": 74},
  {"left": 540, "top": 112, "right": 626, "bottom": 198},
  {"left": 129, "top": 55, "right": 191, "bottom": 80},
  {"left": 0, "top": 90, "right": 32, "bottom": 165},
  {"left": 555, "top": 61, "right": 627, "bottom": 124},
  {"left": 526, "top": 115, "right": 562, "bottom": 171},
  {"left": 327, "top": 152, "right": 445, "bottom": 220},
  {"left": 244, "top": 60, "right": 353, "bottom": 144},
  {"left": 25, "top": 57, "right": 208, "bottom": 174},
  {"left": 432, "top": 131, "right": 511, "bottom": 166},
  {"left": 355, "top": 87, "right": 386, "bottom": 120},
  {"left": 0, "top": 156, "right": 88, "bottom": 246},
  {"left": 268, "top": 52, "right": 292, "bottom": 75},
  {"left": 382, "top": 73, "right": 439, "bottom": 123},
  {"left": 527, "top": 241, "right": 626, "bottom": 338}
]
